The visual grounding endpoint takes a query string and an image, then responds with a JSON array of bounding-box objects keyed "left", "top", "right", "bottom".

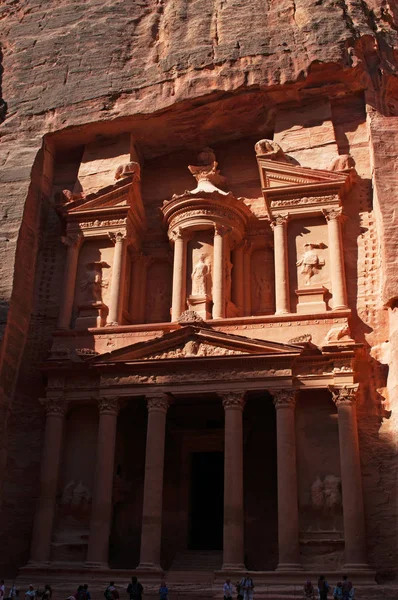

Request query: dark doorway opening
[{"left": 189, "top": 451, "right": 224, "bottom": 550}]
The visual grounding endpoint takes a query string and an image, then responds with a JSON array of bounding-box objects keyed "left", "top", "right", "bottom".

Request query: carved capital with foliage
[
  {"left": 322, "top": 207, "right": 344, "bottom": 222},
  {"left": 98, "top": 396, "right": 120, "bottom": 415},
  {"left": 146, "top": 393, "right": 170, "bottom": 413},
  {"left": 108, "top": 231, "right": 126, "bottom": 244},
  {"left": 40, "top": 397, "right": 68, "bottom": 417},
  {"left": 329, "top": 384, "right": 359, "bottom": 407},
  {"left": 61, "top": 233, "right": 83, "bottom": 249},
  {"left": 270, "top": 214, "right": 289, "bottom": 230},
  {"left": 273, "top": 388, "right": 297, "bottom": 409},
  {"left": 220, "top": 391, "right": 246, "bottom": 411}
]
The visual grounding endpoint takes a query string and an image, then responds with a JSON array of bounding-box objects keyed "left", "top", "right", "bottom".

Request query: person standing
[
  {"left": 25, "top": 586, "right": 36, "bottom": 600},
  {"left": 104, "top": 583, "right": 116, "bottom": 600},
  {"left": 317, "top": 576, "right": 330, "bottom": 600},
  {"left": 159, "top": 581, "right": 168, "bottom": 600},
  {"left": 240, "top": 574, "right": 254, "bottom": 600},
  {"left": 0, "top": 581, "right": 5, "bottom": 600},
  {"left": 333, "top": 582, "right": 343, "bottom": 600},
  {"left": 126, "top": 577, "right": 143, "bottom": 600},
  {"left": 42, "top": 586, "right": 52, "bottom": 600},
  {"left": 83, "top": 586, "right": 90, "bottom": 600},
  {"left": 223, "top": 579, "right": 234, "bottom": 600},
  {"left": 303, "top": 580, "right": 315, "bottom": 599},
  {"left": 341, "top": 576, "right": 352, "bottom": 600},
  {"left": 9, "top": 584, "right": 18, "bottom": 600}
]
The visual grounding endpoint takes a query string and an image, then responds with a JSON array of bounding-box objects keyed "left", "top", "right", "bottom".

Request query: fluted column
[
  {"left": 58, "top": 233, "right": 83, "bottom": 329},
  {"left": 273, "top": 389, "right": 301, "bottom": 570},
  {"left": 213, "top": 225, "right": 229, "bottom": 319},
  {"left": 271, "top": 215, "right": 290, "bottom": 315},
  {"left": 170, "top": 228, "right": 187, "bottom": 321},
  {"left": 107, "top": 231, "right": 127, "bottom": 325},
  {"left": 329, "top": 385, "right": 368, "bottom": 569},
  {"left": 221, "top": 391, "right": 246, "bottom": 569},
  {"left": 323, "top": 208, "right": 348, "bottom": 310},
  {"left": 139, "top": 394, "right": 169, "bottom": 570},
  {"left": 30, "top": 398, "right": 67, "bottom": 564},
  {"left": 86, "top": 397, "right": 120, "bottom": 567},
  {"left": 233, "top": 241, "right": 245, "bottom": 315}
]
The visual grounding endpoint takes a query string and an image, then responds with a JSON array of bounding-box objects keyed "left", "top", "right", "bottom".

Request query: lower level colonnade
[{"left": 29, "top": 386, "right": 369, "bottom": 572}]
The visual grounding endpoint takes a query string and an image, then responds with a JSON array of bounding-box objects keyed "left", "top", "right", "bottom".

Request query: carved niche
[{"left": 145, "top": 260, "right": 173, "bottom": 323}]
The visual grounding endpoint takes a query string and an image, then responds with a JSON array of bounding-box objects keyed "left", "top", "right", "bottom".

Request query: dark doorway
[{"left": 189, "top": 451, "right": 224, "bottom": 550}]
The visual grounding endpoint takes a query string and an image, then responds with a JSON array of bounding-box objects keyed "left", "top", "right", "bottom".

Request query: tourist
[
  {"left": 317, "top": 576, "right": 330, "bottom": 600},
  {"left": 126, "top": 577, "right": 143, "bottom": 600},
  {"left": 223, "top": 578, "right": 234, "bottom": 600},
  {"left": 235, "top": 581, "right": 243, "bottom": 600},
  {"left": 159, "top": 580, "right": 168, "bottom": 600},
  {"left": 333, "top": 582, "right": 343, "bottom": 600},
  {"left": 25, "top": 587, "right": 36, "bottom": 600},
  {"left": 9, "top": 584, "right": 19, "bottom": 600},
  {"left": 42, "top": 586, "right": 52, "bottom": 600},
  {"left": 83, "top": 587, "right": 91, "bottom": 600},
  {"left": 104, "top": 583, "right": 116, "bottom": 600},
  {"left": 303, "top": 580, "right": 315, "bottom": 599},
  {"left": 0, "top": 581, "right": 5, "bottom": 600},
  {"left": 341, "top": 576, "right": 352, "bottom": 600},
  {"left": 240, "top": 573, "right": 254, "bottom": 600},
  {"left": 76, "top": 586, "right": 87, "bottom": 600}
]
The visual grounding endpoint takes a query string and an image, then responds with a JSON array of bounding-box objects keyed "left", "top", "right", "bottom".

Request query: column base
[
  {"left": 222, "top": 563, "right": 246, "bottom": 571},
  {"left": 25, "top": 560, "right": 51, "bottom": 568},
  {"left": 137, "top": 562, "right": 163, "bottom": 572},
  {"left": 343, "top": 563, "right": 372, "bottom": 571},
  {"left": 274, "top": 309, "right": 290, "bottom": 316},
  {"left": 85, "top": 561, "right": 109, "bottom": 569},
  {"left": 332, "top": 305, "right": 349, "bottom": 311},
  {"left": 276, "top": 563, "right": 303, "bottom": 571}
]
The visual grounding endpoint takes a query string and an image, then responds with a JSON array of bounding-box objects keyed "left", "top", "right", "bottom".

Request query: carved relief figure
[
  {"left": 61, "top": 480, "right": 91, "bottom": 510},
  {"left": 80, "top": 261, "right": 109, "bottom": 302},
  {"left": 148, "top": 285, "right": 168, "bottom": 322},
  {"left": 225, "top": 258, "right": 233, "bottom": 302},
  {"left": 254, "top": 272, "right": 271, "bottom": 310},
  {"left": 191, "top": 254, "right": 210, "bottom": 296},
  {"left": 296, "top": 243, "right": 325, "bottom": 284}
]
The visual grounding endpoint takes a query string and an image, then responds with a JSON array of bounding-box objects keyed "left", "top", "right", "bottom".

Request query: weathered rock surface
[{"left": 0, "top": 0, "right": 398, "bottom": 582}]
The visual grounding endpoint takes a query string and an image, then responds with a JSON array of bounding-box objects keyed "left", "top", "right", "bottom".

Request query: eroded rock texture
[{"left": 0, "top": 0, "right": 398, "bottom": 582}]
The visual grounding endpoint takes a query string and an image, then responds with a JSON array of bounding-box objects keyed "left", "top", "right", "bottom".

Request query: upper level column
[
  {"left": 170, "top": 228, "right": 188, "bottom": 322},
  {"left": 323, "top": 208, "right": 348, "bottom": 310},
  {"left": 58, "top": 234, "right": 83, "bottom": 329},
  {"left": 273, "top": 389, "right": 301, "bottom": 570},
  {"left": 139, "top": 393, "right": 170, "bottom": 570},
  {"left": 30, "top": 397, "right": 67, "bottom": 564},
  {"left": 213, "top": 225, "right": 230, "bottom": 319},
  {"left": 107, "top": 231, "right": 127, "bottom": 325},
  {"left": 271, "top": 215, "right": 290, "bottom": 315},
  {"left": 329, "top": 385, "right": 369, "bottom": 569}
]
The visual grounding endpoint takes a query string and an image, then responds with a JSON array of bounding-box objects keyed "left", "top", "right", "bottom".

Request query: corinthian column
[
  {"left": 30, "top": 398, "right": 67, "bottom": 564},
  {"left": 108, "top": 231, "right": 127, "bottom": 325},
  {"left": 220, "top": 391, "right": 246, "bottom": 569},
  {"left": 86, "top": 397, "right": 120, "bottom": 567},
  {"left": 273, "top": 389, "right": 301, "bottom": 570},
  {"left": 139, "top": 394, "right": 169, "bottom": 570},
  {"left": 213, "top": 225, "right": 229, "bottom": 319},
  {"left": 58, "top": 234, "right": 83, "bottom": 329},
  {"left": 329, "top": 385, "right": 368, "bottom": 569},
  {"left": 271, "top": 215, "right": 290, "bottom": 315},
  {"left": 170, "top": 228, "right": 187, "bottom": 321},
  {"left": 323, "top": 208, "right": 348, "bottom": 310}
]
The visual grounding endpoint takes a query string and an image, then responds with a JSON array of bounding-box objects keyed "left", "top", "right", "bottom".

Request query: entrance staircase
[{"left": 170, "top": 550, "right": 223, "bottom": 572}]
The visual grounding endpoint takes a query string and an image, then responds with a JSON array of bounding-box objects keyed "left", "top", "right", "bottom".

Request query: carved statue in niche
[
  {"left": 254, "top": 271, "right": 272, "bottom": 310},
  {"left": 191, "top": 254, "right": 210, "bottom": 296},
  {"left": 225, "top": 258, "right": 233, "bottom": 301},
  {"left": 296, "top": 243, "right": 325, "bottom": 284},
  {"left": 307, "top": 474, "right": 343, "bottom": 533},
  {"left": 60, "top": 480, "right": 91, "bottom": 512},
  {"left": 80, "top": 261, "right": 109, "bottom": 302}
]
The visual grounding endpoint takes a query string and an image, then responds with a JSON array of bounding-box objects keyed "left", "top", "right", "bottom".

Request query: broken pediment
[{"left": 90, "top": 325, "right": 304, "bottom": 364}]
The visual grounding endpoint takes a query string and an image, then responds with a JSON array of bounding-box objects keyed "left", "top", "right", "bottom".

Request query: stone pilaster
[
  {"left": 58, "top": 233, "right": 83, "bottom": 329},
  {"left": 329, "top": 385, "right": 369, "bottom": 569},
  {"left": 323, "top": 208, "right": 348, "bottom": 310},
  {"left": 170, "top": 228, "right": 187, "bottom": 321},
  {"left": 220, "top": 391, "right": 246, "bottom": 569},
  {"left": 139, "top": 394, "right": 170, "bottom": 570},
  {"left": 271, "top": 215, "right": 290, "bottom": 315},
  {"left": 107, "top": 231, "right": 127, "bottom": 325},
  {"left": 213, "top": 225, "right": 229, "bottom": 319},
  {"left": 273, "top": 389, "right": 301, "bottom": 570},
  {"left": 86, "top": 397, "right": 120, "bottom": 567},
  {"left": 30, "top": 397, "right": 68, "bottom": 564}
]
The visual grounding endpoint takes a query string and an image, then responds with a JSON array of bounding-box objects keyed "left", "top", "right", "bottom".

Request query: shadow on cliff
[{"left": 0, "top": 44, "right": 7, "bottom": 123}]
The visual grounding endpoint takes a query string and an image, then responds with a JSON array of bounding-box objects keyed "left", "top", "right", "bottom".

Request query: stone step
[{"left": 171, "top": 551, "right": 223, "bottom": 571}]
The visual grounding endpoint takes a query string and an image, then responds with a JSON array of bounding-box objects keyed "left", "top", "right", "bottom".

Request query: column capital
[
  {"left": 168, "top": 227, "right": 184, "bottom": 243},
  {"left": 40, "top": 397, "right": 68, "bottom": 417},
  {"left": 214, "top": 224, "right": 231, "bottom": 237},
  {"left": 220, "top": 391, "right": 246, "bottom": 411},
  {"left": 273, "top": 388, "right": 297, "bottom": 409},
  {"left": 322, "top": 207, "right": 344, "bottom": 222},
  {"left": 329, "top": 384, "right": 359, "bottom": 407},
  {"left": 109, "top": 231, "right": 127, "bottom": 244},
  {"left": 270, "top": 214, "right": 289, "bottom": 230},
  {"left": 61, "top": 233, "right": 83, "bottom": 248},
  {"left": 146, "top": 393, "right": 170, "bottom": 413},
  {"left": 98, "top": 396, "right": 120, "bottom": 415}
]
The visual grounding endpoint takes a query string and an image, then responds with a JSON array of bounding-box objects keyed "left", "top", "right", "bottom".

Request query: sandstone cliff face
[{"left": 0, "top": 0, "right": 398, "bottom": 579}]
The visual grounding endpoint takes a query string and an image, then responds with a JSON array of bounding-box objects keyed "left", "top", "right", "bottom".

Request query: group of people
[
  {"left": 0, "top": 583, "right": 52, "bottom": 600},
  {"left": 304, "top": 575, "right": 355, "bottom": 600},
  {"left": 223, "top": 574, "right": 255, "bottom": 600}
]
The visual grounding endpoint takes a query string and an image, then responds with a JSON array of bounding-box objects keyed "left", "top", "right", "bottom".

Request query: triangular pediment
[
  {"left": 257, "top": 159, "right": 348, "bottom": 191},
  {"left": 68, "top": 179, "right": 132, "bottom": 214},
  {"left": 91, "top": 326, "right": 304, "bottom": 364}
]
